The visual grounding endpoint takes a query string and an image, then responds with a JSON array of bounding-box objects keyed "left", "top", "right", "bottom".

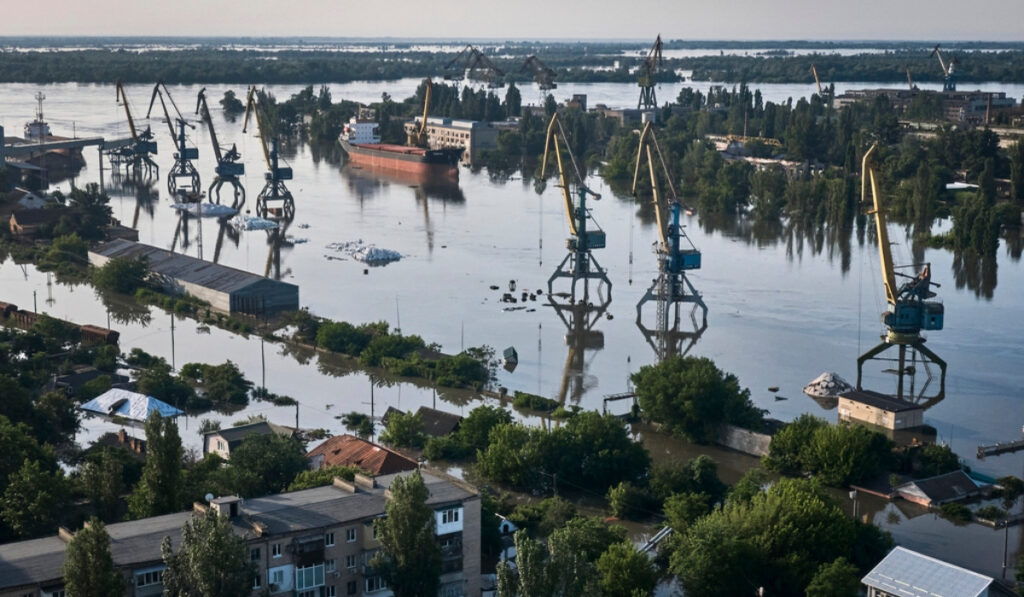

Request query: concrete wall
[
  {"left": 717, "top": 424, "right": 772, "bottom": 457},
  {"left": 838, "top": 398, "right": 923, "bottom": 431}
]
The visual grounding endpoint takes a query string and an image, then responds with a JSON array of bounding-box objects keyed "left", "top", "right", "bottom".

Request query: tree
[
  {"left": 498, "top": 530, "right": 552, "bottom": 597},
  {"left": 764, "top": 416, "right": 892, "bottom": 486},
  {"left": 62, "top": 518, "right": 125, "bottom": 597},
  {"left": 92, "top": 256, "right": 148, "bottom": 294},
  {"left": 227, "top": 433, "right": 307, "bottom": 498},
  {"left": 1, "top": 459, "right": 71, "bottom": 538},
  {"left": 596, "top": 542, "right": 657, "bottom": 597},
  {"left": 129, "top": 411, "right": 184, "bottom": 518},
  {"left": 631, "top": 356, "right": 764, "bottom": 443},
  {"left": 340, "top": 411, "right": 374, "bottom": 439},
  {"left": 161, "top": 508, "right": 253, "bottom": 597},
  {"left": 81, "top": 447, "right": 125, "bottom": 521},
  {"left": 379, "top": 410, "right": 425, "bottom": 449},
  {"left": 1010, "top": 140, "right": 1024, "bottom": 204},
  {"left": 504, "top": 82, "right": 522, "bottom": 117},
  {"left": 805, "top": 557, "right": 862, "bottom": 597},
  {"left": 288, "top": 465, "right": 359, "bottom": 491},
  {"left": 371, "top": 470, "right": 442, "bottom": 597}
]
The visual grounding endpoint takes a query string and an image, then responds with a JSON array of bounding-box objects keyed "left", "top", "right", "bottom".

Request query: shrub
[{"left": 93, "top": 256, "right": 148, "bottom": 294}]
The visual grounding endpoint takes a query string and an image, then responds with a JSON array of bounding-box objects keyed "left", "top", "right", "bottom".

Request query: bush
[
  {"left": 974, "top": 505, "right": 1006, "bottom": 521},
  {"left": 764, "top": 415, "right": 893, "bottom": 486},
  {"left": 512, "top": 391, "right": 559, "bottom": 412},
  {"left": 940, "top": 502, "right": 972, "bottom": 525},
  {"left": 379, "top": 411, "right": 424, "bottom": 449},
  {"left": 606, "top": 481, "right": 657, "bottom": 520},
  {"left": 288, "top": 465, "right": 359, "bottom": 491}
]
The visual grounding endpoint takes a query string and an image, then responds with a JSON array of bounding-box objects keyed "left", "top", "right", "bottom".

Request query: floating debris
[
  {"left": 231, "top": 215, "right": 279, "bottom": 231},
  {"left": 297, "top": 223, "right": 311, "bottom": 229},
  {"left": 803, "top": 372, "right": 853, "bottom": 398},
  {"left": 326, "top": 240, "right": 402, "bottom": 265},
  {"left": 768, "top": 386, "right": 780, "bottom": 392},
  {"left": 289, "top": 237, "right": 309, "bottom": 244},
  {"left": 171, "top": 202, "right": 237, "bottom": 217}
]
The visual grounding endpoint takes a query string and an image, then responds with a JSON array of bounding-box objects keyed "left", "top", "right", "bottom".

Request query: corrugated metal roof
[
  {"left": 80, "top": 388, "right": 184, "bottom": 421},
  {"left": 90, "top": 239, "right": 297, "bottom": 295},
  {"left": 306, "top": 434, "right": 417, "bottom": 476},
  {"left": 862, "top": 546, "right": 993, "bottom": 597},
  {"left": 896, "top": 470, "right": 982, "bottom": 505},
  {"left": 838, "top": 389, "right": 922, "bottom": 413},
  {"left": 203, "top": 421, "right": 293, "bottom": 444},
  {"left": 416, "top": 406, "right": 462, "bottom": 438}
]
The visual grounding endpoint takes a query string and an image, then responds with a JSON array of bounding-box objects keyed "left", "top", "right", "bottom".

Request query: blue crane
[
  {"left": 242, "top": 86, "right": 294, "bottom": 221},
  {"left": 147, "top": 81, "right": 200, "bottom": 199},
  {"left": 196, "top": 88, "right": 245, "bottom": 208}
]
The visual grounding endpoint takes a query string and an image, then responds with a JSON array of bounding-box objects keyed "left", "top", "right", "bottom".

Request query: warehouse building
[
  {"left": 88, "top": 239, "right": 298, "bottom": 316},
  {"left": 837, "top": 389, "right": 924, "bottom": 431},
  {"left": 404, "top": 116, "right": 498, "bottom": 162}
]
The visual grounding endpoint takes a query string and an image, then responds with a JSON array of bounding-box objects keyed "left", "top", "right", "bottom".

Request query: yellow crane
[
  {"left": 858, "top": 142, "right": 946, "bottom": 401},
  {"left": 540, "top": 113, "right": 610, "bottom": 300},
  {"left": 905, "top": 66, "right": 916, "bottom": 91},
  {"left": 407, "top": 79, "right": 432, "bottom": 147},
  {"left": 930, "top": 44, "right": 958, "bottom": 91},
  {"left": 243, "top": 86, "right": 294, "bottom": 220},
  {"left": 637, "top": 35, "right": 664, "bottom": 110},
  {"left": 810, "top": 63, "right": 823, "bottom": 96},
  {"left": 632, "top": 121, "right": 706, "bottom": 359}
]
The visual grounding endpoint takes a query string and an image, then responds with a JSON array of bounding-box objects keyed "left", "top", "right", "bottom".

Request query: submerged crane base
[
  {"left": 548, "top": 250, "right": 612, "bottom": 303},
  {"left": 209, "top": 177, "right": 246, "bottom": 210},
  {"left": 256, "top": 181, "right": 294, "bottom": 221},
  {"left": 636, "top": 271, "right": 708, "bottom": 360},
  {"left": 856, "top": 338, "right": 947, "bottom": 405}
]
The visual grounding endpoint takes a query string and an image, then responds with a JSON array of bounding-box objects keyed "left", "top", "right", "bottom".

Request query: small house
[
  {"left": 80, "top": 388, "right": 184, "bottom": 422},
  {"left": 837, "top": 389, "right": 924, "bottom": 431},
  {"left": 202, "top": 421, "right": 295, "bottom": 460},
  {"left": 894, "top": 470, "right": 985, "bottom": 507},
  {"left": 9, "top": 208, "right": 64, "bottom": 237},
  {"left": 306, "top": 434, "right": 417, "bottom": 476},
  {"left": 416, "top": 406, "right": 463, "bottom": 438},
  {"left": 862, "top": 546, "right": 1016, "bottom": 597}
]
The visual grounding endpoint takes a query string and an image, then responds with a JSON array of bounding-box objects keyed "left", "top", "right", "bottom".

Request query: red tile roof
[{"left": 306, "top": 434, "right": 417, "bottom": 476}]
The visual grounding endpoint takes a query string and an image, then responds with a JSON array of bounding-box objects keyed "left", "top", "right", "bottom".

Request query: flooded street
[{"left": 2, "top": 78, "right": 1023, "bottom": 577}]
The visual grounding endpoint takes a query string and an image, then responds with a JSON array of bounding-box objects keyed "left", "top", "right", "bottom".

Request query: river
[{"left": 1, "top": 79, "right": 1022, "bottom": 577}]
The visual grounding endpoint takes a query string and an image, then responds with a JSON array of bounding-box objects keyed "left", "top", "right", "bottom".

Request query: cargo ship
[{"left": 339, "top": 114, "right": 462, "bottom": 179}]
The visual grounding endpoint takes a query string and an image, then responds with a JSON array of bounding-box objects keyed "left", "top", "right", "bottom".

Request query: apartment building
[
  {"left": 402, "top": 117, "right": 498, "bottom": 162},
  {"left": 0, "top": 469, "right": 481, "bottom": 597}
]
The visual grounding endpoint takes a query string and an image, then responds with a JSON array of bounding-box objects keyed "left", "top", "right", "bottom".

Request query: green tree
[
  {"left": 93, "top": 256, "right": 148, "bottom": 294},
  {"left": 161, "top": 508, "right": 253, "bottom": 597},
  {"left": 371, "top": 470, "right": 442, "bottom": 597},
  {"left": 288, "top": 465, "right": 359, "bottom": 491},
  {"left": 1, "top": 459, "right": 71, "bottom": 537},
  {"left": 631, "top": 355, "right": 764, "bottom": 443},
  {"left": 805, "top": 557, "right": 862, "bottom": 597},
  {"left": 340, "top": 411, "right": 375, "bottom": 439},
  {"left": 129, "top": 411, "right": 184, "bottom": 518},
  {"left": 62, "top": 518, "right": 125, "bottom": 597},
  {"left": 227, "top": 433, "right": 307, "bottom": 497},
  {"left": 1010, "top": 140, "right": 1024, "bottom": 204},
  {"left": 380, "top": 410, "right": 425, "bottom": 449},
  {"left": 80, "top": 447, "right": 125, "bottom": 521},
  {"left": 596, "top": 541, "right": 657, "bottom": 597},
  {"left": 504, "top": 82, "right": 522, "bottom": 117}
]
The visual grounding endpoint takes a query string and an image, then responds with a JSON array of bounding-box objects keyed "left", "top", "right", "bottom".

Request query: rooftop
[
  {"left": 204, "top": 421, "right": 294, "bottom": 444},
  {"left": 896, "top": 470, "right": 982, "bottom": 505},
  {"left": 838, "top": 389, "right": 922, "bottom": 413},
  {"left": 89, "top": 239, "right": 297, "bottom": 295},
  {"left": 306, "top": 434, "right": 417, "bottom": 476},
  {"left": 416, "top": 406, "right": 463, "bottom": 438},
  {"left": 862, "top": 546, "right": 994, "bottom": 597}
]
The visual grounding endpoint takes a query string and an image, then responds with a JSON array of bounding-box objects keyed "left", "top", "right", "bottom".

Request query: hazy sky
[{"left": 2, "top": 0, "right": 1022, "bottom": 40}]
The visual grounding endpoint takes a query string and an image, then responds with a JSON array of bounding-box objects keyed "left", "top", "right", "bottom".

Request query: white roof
[
  {"left": 80, "top": 388, "right": 184, "bottom": 421},
  {"left": 862, "top": 546, "right": 993, "bottom": 597}
]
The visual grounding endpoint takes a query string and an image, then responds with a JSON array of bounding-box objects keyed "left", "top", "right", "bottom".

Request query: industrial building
[
  {"left": 862, "top": 546, "right": 1017, "bottom": 597},
  {"left": 403, "top": 116, "right": 498, "bottom": 162},
  {"left": 837, "top": 389, "right": 924, "bottom": 431},
  {"left": 0, "top": 469, "right": 481, "bottom": 597},
  {"left": 88, "top": 239, "right": 299, "bottom": 316},
  {"left": 834, "top": 88, "right": 1018, "bottom": 124}
]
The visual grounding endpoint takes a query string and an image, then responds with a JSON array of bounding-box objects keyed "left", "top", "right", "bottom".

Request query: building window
[
  {"left": 253, "top": 574, "right": 261, "bottom": 589},
  {"left": 326, "top": 587, "right": 337, "bottom": 597},
  {"left": 345, "top": 554, "right": 357, "bottom": 570},
  {"left": 217, "top": 439, "right": 226, "bottom": 451},
  {"left": 326, "top": 559, "right": 336, "bottom": 572},
  {"left": 298, "top": 592, "right": 317, "bottom": 597},
  {"left": 271, "top": 569, "right": 284, "bottom": 585},
  {"left": 296, "top": 563, "right": 326, "bottom": 590},
  {"left": 272, "top": 543, "right": 282, "bottom": 558},
  {"left": 346, "top": 527, "right": 356, "bottom": 542},
  {"left": 441, "top": 508, "right": 460, "bottom": 524},
  {"left": 325, "top": 532, "right": 335, "bottom": 546},
  {"left": 347, "top": 581, "right": 358, "bottom": 595},
  {"left": 136, "top": 570, "right": 164, "bottom": 587},
  {"left": 365, "top": 575, "right": 387, "bottom": 593},
  {"left": 251, "top": 547, "right": 261, "bottom": 561}
]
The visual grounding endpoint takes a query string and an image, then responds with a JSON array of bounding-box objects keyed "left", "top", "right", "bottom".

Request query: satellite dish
[{"left": 205, "top": 493, "right": 214, "bottom": 502}]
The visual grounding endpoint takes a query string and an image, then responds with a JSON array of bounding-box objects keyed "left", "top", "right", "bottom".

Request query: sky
[{"left": 1, "top": 0, "right": 1022, "bottom": 41}]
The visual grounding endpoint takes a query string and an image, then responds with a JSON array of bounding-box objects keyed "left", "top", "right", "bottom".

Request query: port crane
[
  {"left": 147, "top": 81, "right": 201, "bottom": 198},
  {"left": 540, "top": 112, "right": 611, "bottom": 301},
  {"left": 520, "top": 55, "right": 557, "bottom": 91},
  {"left": 905, "top": 66, "right": 917, "bottom": 91},
  {"left": 196, "top": 88, "right": 245, "bottom": 207},
  {"left": 111, "top": 80, "right": 158, "bottom": 179},
  {"left": 811, "top": 63, "right": 823, "bottom": 96},
  {"left": 407, "top": 79, "right": 432, "bottom": 147},
  {"left": 637, "top": 35, "right": 664, "bottom": 111},
  {"left": 243, "top": 86, "right": 295, "bottom": 221},
  {"left": 858, "top": 142, "right": 946, "bottom": 401},
  {"left": 632, "top": 121, "right": 707, "bottom": 360},
  {"left": 444, "top": 44, "right": 505, "bottom": 88},
  {"left": 930, "top": 44, "right": 958, "bottom": 92}
]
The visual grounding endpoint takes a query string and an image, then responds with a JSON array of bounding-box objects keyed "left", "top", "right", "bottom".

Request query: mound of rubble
[{"left": 802, "top": 372, "right": 853, "bottom": 398}]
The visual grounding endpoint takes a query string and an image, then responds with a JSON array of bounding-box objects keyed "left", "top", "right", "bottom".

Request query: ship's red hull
[{"left": 340, "top": 140, "right": 461, "bottom": 178}]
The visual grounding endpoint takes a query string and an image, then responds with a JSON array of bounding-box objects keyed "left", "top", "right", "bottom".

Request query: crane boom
[
  {"left": 637, "top": 35, "right": 664, "bottom": 110},
  {"left": 115, "top": 80, "right": 139, "bottom": 141},
  {"left": 811, "top": 63, "right": 823, "bottom": 95},
  {"left": 632, "top": 122, "right": 678, "bottom": 248},
  {"left": 407, "top": 79, "right": 432, "bottom": 147},
  {"left": 930, "top": 45, "right": 949, "bottom": 75},
  {"left": 147, "top": 84, "right": 178, "bottom": 140},
  {"left": 542, "top": 114, "right": 578, "bottom": 236},
  {"left": 242, "top": 86, "right": 274, "bottom": 171},
  {"left": 905, "top": 66, "right": 914, "bottom": 90},
  {"left": 195, "top": 88, "right": 223, "bottom": 163},
  {"left": 862, "top": 142, "right": 899, "bottom": 306}
]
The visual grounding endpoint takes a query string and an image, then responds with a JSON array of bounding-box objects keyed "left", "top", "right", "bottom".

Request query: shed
[
  {"left": 88, "top": 239, "right": 299, "bottom": 316},
  {"left": 894, "top": 470, "right": 984, "bottom": 507},
  {"left": 416, "top": 406, "right": 463, "bottom": 437},
  {"left": 837, "top": 389, "right": 924, "bottom": 430},
  {"left": 80, "top": 388, "right": 184, "bottom": 422},
  {"left": 203, "top": 421, "right": 295, "bottom": 459},
  {"left": 862, "top": 546, "right": 1012, "bottom": 597},
  {"left": 9, "top": 208, "right": 65, "bottom": 236},
  {"left": 306, "top": 434, "right": 417, "bottom": 476}
]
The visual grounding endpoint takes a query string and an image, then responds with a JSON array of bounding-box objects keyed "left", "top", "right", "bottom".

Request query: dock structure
[
  {"left": 977, "top": 437, "right": 1024, "bottom": 459},
  {"left": 88, "top": 239, "right": 299, "bottom": 317}
]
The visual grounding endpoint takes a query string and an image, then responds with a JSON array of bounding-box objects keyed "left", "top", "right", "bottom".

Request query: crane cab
[
  {"left": 216, "top": 162, "right": 244, "bottom": 177},
  {"left": 266, "top": 167, "right": 292, "bottom": 182},
  {"left": 669, "top": 249, "right": 701, "bottom": 272},
  {"left": 176, "top": 147, "right": 199, "bottom": 160}
]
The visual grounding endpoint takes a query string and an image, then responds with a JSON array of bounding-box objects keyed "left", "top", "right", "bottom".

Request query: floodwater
[{"left": 1, "top": 79, "right": 1023, "bottom": 576}]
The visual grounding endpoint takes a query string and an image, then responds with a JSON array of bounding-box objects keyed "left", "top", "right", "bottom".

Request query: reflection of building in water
[{"left": 549, "top": 295, "right": 609, "bottom": 405}]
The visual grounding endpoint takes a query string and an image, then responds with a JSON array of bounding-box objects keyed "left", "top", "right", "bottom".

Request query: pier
[{"left": 977, "top": 436, "right": 1024, "bottom": 459}]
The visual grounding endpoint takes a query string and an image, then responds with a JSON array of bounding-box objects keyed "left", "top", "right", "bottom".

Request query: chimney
[
  {"left": 333, "top": 477, "right": 357, "bottom": 493},
  {"left": 117, "top": 428, "right": 126, "bottom": 444},
  {"left": 58, "top": 526, "right": 75, "bottom": 544},
  {"left": 354, "top": 473, "right": 376, "bottom": 490}
]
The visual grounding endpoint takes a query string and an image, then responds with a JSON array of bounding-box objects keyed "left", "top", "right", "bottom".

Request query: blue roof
[
  {"left": 862, "top": 547, "right": 993, "bottom": 597},
  {"left": 80, "top": 388, "right": 184, "bottom": 421}
]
